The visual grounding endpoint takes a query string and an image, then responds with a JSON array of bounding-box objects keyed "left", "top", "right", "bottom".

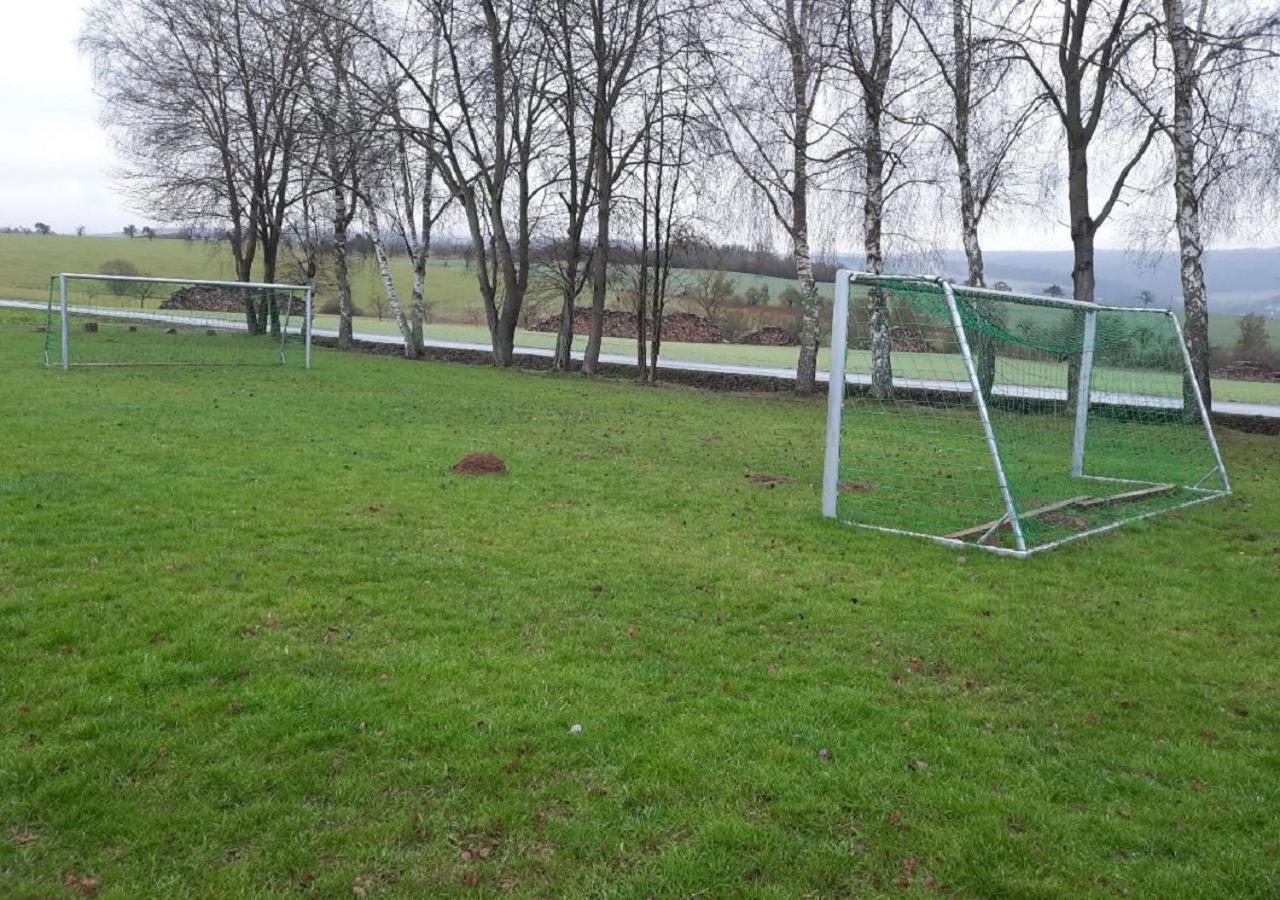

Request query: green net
[
  {"left": 44, "top": 275, "right": 310, "bottom": 368},
  {"left": 832, "top": 275, "right": 1228, "bottom": 555}
]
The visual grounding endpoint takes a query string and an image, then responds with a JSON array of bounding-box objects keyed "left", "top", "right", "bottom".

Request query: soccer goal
[
  {"left": 821, "top": 271, "right": 1230, "bottom": 557},
  {"left": 44, "top": 273, "right": 313, "bottom": 369}
]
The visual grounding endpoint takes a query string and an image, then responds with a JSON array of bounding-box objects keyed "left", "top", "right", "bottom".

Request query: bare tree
[
  {"left": 579, "top": 0, "right": 662, "bottom": 376},
  {"left": 535, "top": 0, "right": 598, "bottom": 371},
  {"left": 903, "top": 0, "right": 1045, "bottom": 396},
  {"left": 905, "top": 1, "right": 1043, "bottom": 288},
  {"left": 302, "top": 4, "right": 372, "bottom": 349},
  {"left": 838, "top": 0, "right": 928, "bottom": 398},
  {"left": 356, "top": 0, "right": 555, "bottom": 366},
  {"left": 83, "top": 0, "right": 318, "bottom": 336},
  {"left": 1001, "top": 1, "right": 1159, "bottom": 305},
  {"left": 1149, "top": 0, "right": 1280, "bottom": 405},
  {"left": 703, "top": 0, "right": 839, "bottom": 394},
  {"left": 636, "top": 25, "right": 703, "bottom": 383}
]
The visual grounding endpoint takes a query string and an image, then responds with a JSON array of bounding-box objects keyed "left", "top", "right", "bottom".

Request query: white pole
[
  {"left": 1071, "top": 310, "right": 1097, "bottom": 477},
  {"left": 304, "top": 285, "right": 313, "bottom": 370},
  {"left": 1168, "top": 312, "right": 1230, "bottom": 493},
  {"left": 59, "top": 273, "right": 70, "bottom": 371},
  {"left": 822, "top": 271, "right": 852, "bottom": 518},
  {"left": 941, "top": 281, "right": 1026, "bottom": 552}
]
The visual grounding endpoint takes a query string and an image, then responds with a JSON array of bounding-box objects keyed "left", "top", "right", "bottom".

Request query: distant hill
[{"left": 928, "top": 248, "right": 1280, "bottom": 317}]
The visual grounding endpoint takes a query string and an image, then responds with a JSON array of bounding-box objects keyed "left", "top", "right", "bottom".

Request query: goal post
[
  {"left": 45, "top": 273, "right": 313, "bottom": 370},
  {"left": 822, "top": 270, "right": 1230, "bottom": 557}
]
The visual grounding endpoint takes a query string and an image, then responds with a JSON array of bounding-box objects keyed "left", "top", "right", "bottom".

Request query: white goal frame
[
  {"left": 821, "top": 269, "right": 1231, "bottom": 557},
  {"left": 50, "top": 272, "right": 313, "bottom": 370}
]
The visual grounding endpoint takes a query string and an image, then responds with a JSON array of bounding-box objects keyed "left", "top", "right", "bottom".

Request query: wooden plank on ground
[
  {"left": 946, "top": 495, "right": 1095, "bottom": 541},
  {"left": 1076, "top": 483, "right": 1174, "bottom": 508}
]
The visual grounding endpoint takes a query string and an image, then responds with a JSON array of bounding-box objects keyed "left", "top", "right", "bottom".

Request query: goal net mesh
[
  {"left": 831, "top": 275, "right": 1228, "bottom": 554},
  {"left": 44, "top": 275, "right": 309, "bottom": 368}
]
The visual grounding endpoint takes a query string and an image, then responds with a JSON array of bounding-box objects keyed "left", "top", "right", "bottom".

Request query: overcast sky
[
  {"left": 0, "top": 0, "right": 139, "bottom": 234},
  {"left": 1, "top": 2, "right": 1275, "bottom": 252}
]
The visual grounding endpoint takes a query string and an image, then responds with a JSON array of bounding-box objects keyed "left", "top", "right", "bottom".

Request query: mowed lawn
[{"left": 1, "top": 309, "right": 1278, "bottom": 897}]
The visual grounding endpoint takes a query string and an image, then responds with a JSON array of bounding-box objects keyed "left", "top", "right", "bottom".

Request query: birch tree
[
  {"left": 838, "top": 0, "right": 928, "bottom": 398},
  {"left": 1152, "top": 0, "right": 1280, "bottom": 405},
  {"left": 703, "top": 0, "right": 840, "bottom": 394},
  {"left": 903, "top": 0, "right": 1044, "bottom": 396}
]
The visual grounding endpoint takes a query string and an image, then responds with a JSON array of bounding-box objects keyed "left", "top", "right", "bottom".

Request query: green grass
[{"left": 2, "top": 307, "right": 1278, "bottom": 897}]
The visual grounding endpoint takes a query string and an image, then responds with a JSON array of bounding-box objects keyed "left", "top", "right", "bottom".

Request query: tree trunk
[
  {"left": 793, "top": 233, "right": 822, "bottom": 392},
  {"left": 333, "top": 179, "right": 354, "bottom": 350},
  {"left": 408, "top": 239, "right": 427, "bottom": 361},
  {"left": 956, "top": 104, "right": 995, "bottom": 399},
  {"left": 1066, "top": 140, "right": 1095, "bottom": 405},
  {"left": 790, "top": 19, "right": 820, "bottom": 395},
  {"left": 583, "top": 116, "right": 611, "bottom": 375},
  {"left": 1164, "top": 0, "right": 1212, "bottom": 409},
  {"left": 554, "top": 256, "right": 579, "bottom": 371},
  {"left": 364, "top": 202, "right": 415, "bottom": 355},
  {"left": 865, "top": 115, "right": 892, "bottom": 398}
]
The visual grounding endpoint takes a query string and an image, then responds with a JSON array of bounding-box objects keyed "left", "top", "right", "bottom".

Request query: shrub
[
  {"left": 778, "top": 286, "right": 804, "bottom": 308},
  {"left": 99, "top": 259, "right": 141, "bottom": 279}
]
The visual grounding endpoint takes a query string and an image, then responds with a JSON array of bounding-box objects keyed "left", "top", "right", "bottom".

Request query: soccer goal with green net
[
  {"left": 821, "top": 271, "right": 1230, "bottom": 557},
  {"left": 44, "top": 273, "right": 313, "bottom": 369}
]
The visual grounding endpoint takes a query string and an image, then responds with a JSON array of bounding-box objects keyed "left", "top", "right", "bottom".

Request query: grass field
[{"left": 1, "top": 306, "right": 1278, "bottom": 897}]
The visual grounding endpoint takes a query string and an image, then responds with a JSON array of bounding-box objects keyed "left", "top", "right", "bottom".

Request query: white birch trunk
[
  {"left": 363, "top": 201, "right": 415, "bottom": 355},
  {"left": 1164, "top": 0, "right": 1212, "bottom": 408}
]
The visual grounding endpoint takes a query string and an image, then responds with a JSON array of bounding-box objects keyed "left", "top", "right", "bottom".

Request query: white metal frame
[
  {"left": 49, "top": 273, "right": 313, "bottom": 370},
  {"left": 1070, "top": 310, "right": 1097, "bottom": 477},
  {"left": 821, "top": 270, "right": 1231, "bottom": 558}
]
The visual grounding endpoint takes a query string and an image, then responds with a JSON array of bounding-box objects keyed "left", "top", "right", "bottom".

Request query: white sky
[
  {"left": 0, "top": 0, "right": 142, "bottom": 234},
  {"left": 0, "top": 2, "right": 1274, "bottom": 252}
]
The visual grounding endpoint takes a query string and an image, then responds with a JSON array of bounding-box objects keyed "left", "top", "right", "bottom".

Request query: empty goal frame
[
  {"left": 821, "top": 271, "right": 1229, "bottom": 557},
  {"left": 46, "top": 273, "right": 313, "bottom": 369}
]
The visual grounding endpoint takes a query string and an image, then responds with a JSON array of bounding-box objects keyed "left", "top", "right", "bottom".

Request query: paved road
[{"left": 7, "top": 298, "right": 1278, "bottom": 420}]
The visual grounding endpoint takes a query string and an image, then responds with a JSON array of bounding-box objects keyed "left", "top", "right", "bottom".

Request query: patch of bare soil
[
  {"left": 746, "top": 473, "right": 796, "bottom": 486},
  {"left": 1041, "top": 511, "right": 1090, "bottom": 531},
  {"left": 452, "top": 453, "right": 507, "bottom": 476},
  {"left": 839, "top": 480, "right": 875, "bottom": 493}
]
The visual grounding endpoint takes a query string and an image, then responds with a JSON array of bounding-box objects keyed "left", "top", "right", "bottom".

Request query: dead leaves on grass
[{"left": 64, "top": 873, "right": 100, "bottom": 897}]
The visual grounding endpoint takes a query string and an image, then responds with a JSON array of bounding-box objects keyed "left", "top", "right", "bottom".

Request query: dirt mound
[
  {"left": 160, "top": 285, "right": 298, "bottom": 314},
  {"left": 531, "top": 307, "right": 723, "bottom": 344},
  {"left": 740, "top": 326, "right": 797, "bottom": 346},
  {"left": 452, "top": 453, "right": 507, "bottom": 476},
  {"left": 746, "top": 473, "right": 796, "bottom": 486}
]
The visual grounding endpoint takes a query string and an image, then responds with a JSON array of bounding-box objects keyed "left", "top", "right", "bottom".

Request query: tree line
[{"left": 83, "top": 0, "right": 1279, "bottom": 401}]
